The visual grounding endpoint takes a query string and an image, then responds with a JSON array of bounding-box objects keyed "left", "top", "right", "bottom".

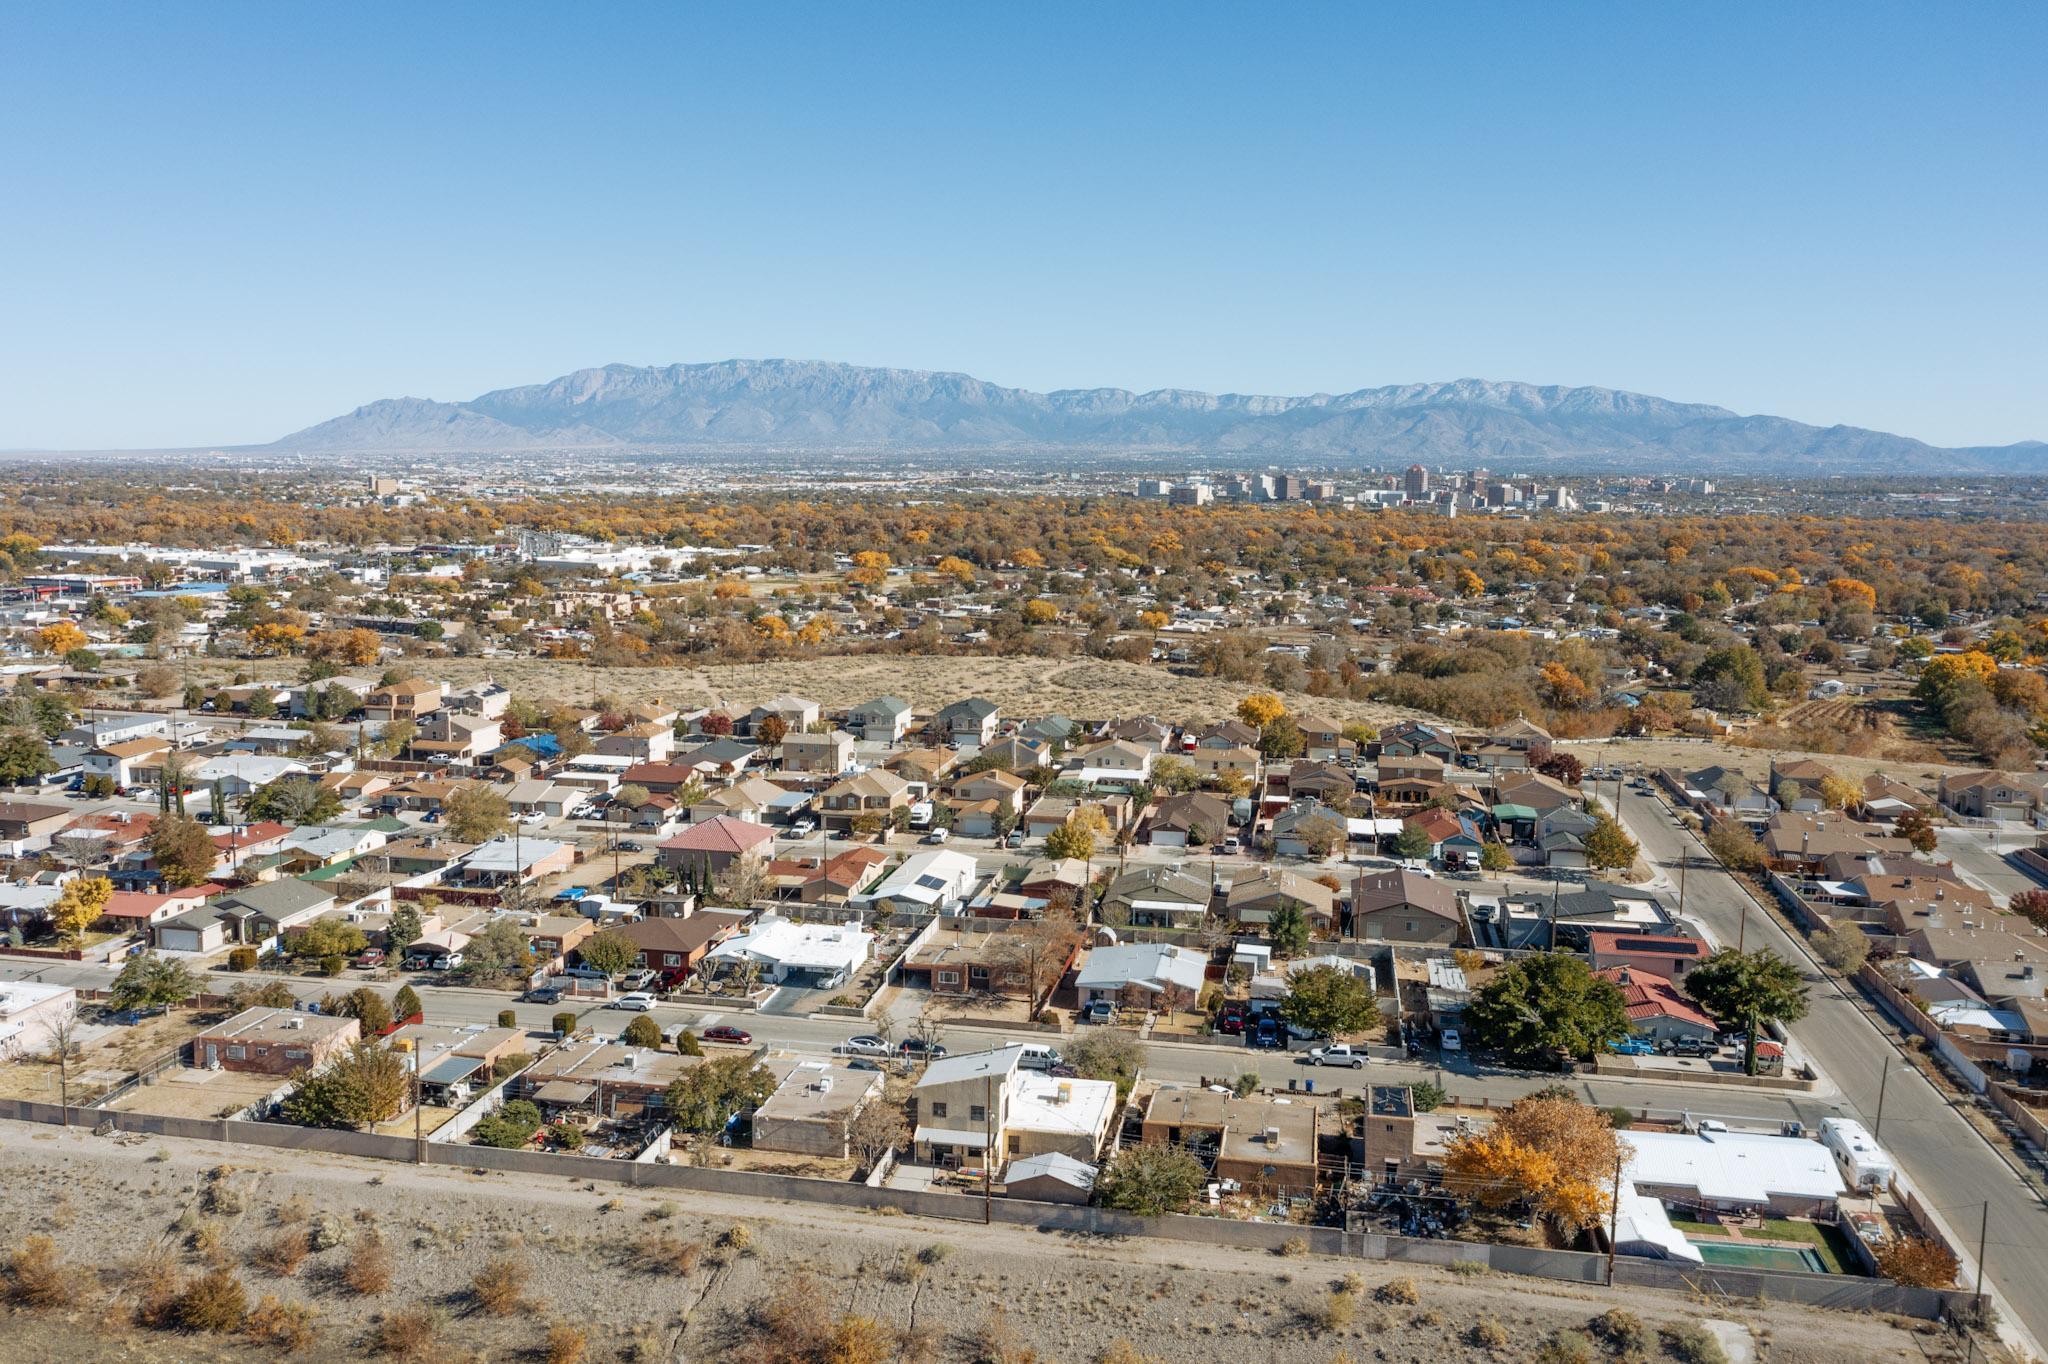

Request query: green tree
[
  {"left": 1479, "top": 840, "right": 1514, "bottom": 872},
  {"left": 280, "top": 1039, "right": 409, "bottom": 1130},
  {"left": 1067, "top": 1030, "right": 1147, "bottom": 1103},
  {"left": 1279, "top": 963, "right": 1380, "bottom": 1037},
  {"left": 1390, "top": 824, "right": 1434, "bottom": 861},
  {"left": 292, "top": 918, "right": 368, "bottom": 961},
  {"left": 621, "top": 1014, "right": 663, "bottom": 1048},
  {"left": 576, "top": 929, "right": 639, "bottom": 980},
  {"left": 443, "top": 782, "right": 511, "bottom": 843},
  {"left": 146, "top": 813, "right": 218, "bottom": 887},
  {"left": 1684, "top": 948, "right": 1810, "bottom": 1075},
  {"left": 1583, "top": 811, "right": 1639, "bottom": 871},
  {"left": 244, "top": 777, "right": 343, "bottom": 826},
  {"left": 1095, "top": 1144, "right": 1206, "bottom": 1216},
  {"left": 663, "top": 1053, "right": 775, "bottom": 1133},
  {"left": 109, "top": 951, "right": 198, "bottom": 1013},
  {"left": 0, "top": 732, "right": 56, "bottom": 786},
  {"left": 458, "top": 919, "right": 532, "bottom": 982},
  {"left": 392, "top": 984, "right": 422, "bottom": 1022},
  {"left": 1258, "top": 715, "right": 1305, "bottom": 760},
  {"left": 332, "top": 986, "right": 392, "bottom": 1035},
  {"left": 1409, "top": 1079, "right": 1448, "bottom": 1112},
  {"left": 1691, "top": 644, "right": 1770, "bottom": 713},
  {"left": 1150, "top": 756, "right": 1200, "bottom": 794},
  {"left": 1464, "top": 953, "right": 1630, "bottom": 1064},
  {"left": 1267, "top": 904, "right": 1311, "bottom": 958},
  {"left": 385, "top": 903, "right": 423, "bottom": 950},
  {"left": 471, "top": 1099, "right": 543, "bottom": 1149}
]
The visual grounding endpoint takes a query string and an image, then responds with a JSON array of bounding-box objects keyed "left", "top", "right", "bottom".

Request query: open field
[
  {"left": 193, "top": 652, "right": 1434, "bottom": 730},
  {"left": 183, "top": 651, "right": 1996, "bottom": 791},
  {"left": 0, "top": 1121, "right": 1966, "bottom": 1364}
]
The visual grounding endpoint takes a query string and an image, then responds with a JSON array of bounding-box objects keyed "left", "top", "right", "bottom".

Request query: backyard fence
[{"left": 0, "top": 1097, "right": 1974, "bottom": 1321}]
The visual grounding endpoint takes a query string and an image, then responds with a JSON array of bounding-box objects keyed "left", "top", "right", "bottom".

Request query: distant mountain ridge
[{"left": 272, "top": 359, "right": 2048, "bottom": 472}]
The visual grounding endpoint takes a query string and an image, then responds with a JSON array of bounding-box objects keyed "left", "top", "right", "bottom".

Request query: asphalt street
[{"left": 1613, "top": 784, "right": 2048, "bottom": 1351}]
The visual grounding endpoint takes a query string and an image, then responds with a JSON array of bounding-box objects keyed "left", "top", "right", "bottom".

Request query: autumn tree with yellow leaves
[{"left": 1443, "top": 1092, "right": 1630, "bottom": 1233}]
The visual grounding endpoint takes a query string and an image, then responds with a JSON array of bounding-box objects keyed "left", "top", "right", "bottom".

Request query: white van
[{"left": 1013, "top": 1043, "right": 1064, "bottom": 1071}]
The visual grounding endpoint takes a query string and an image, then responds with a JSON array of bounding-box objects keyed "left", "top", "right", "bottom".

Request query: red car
[
  {"left": 702, "top": 1025, "right": 753, "bottom": 1045},
  {"left": 353, "top": 948, "right": 386, "bottom": 968}
]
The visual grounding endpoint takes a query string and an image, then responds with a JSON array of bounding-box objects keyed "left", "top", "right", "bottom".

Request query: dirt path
[{"left": 0, "top": 1122, "right": 1959, "bottom": 1363}]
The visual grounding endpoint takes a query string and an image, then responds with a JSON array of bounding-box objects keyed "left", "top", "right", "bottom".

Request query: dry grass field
[
  {"left": 0, "top": 1121, "right": 1970, "bottom": 1364},
  {"left": 196, "top": 652, "right": 1434, "bottom": 730}
]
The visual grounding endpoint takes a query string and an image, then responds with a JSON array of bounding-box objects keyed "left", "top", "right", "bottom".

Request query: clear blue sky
[{"left": 3, "top": 3, "right": 2042, "bottom": 450}]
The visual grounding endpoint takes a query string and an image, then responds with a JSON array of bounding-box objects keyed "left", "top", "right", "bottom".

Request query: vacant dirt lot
[
  {"left": 0, "top": 1121, "right": 1969, "bottom": 1363},
  {"left": 194, "top": 652, "right": 1430, "bottom": 730}
]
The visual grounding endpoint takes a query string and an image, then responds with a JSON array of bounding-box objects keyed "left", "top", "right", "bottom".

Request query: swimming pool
[{"left": 1689, "top": 1240, "right": 1826, "bottom": 1273}]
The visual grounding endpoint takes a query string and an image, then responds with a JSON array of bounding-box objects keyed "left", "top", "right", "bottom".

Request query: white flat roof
[
  {"left": 1006, "top": 1073, "right": 1116, "bottom": 1141},
  {"left": 706, "top": 916, "right": 874, "bottom": 973},
  {"left": 1625, "top": 1129, "right": 1844, "bottom": 1206}
]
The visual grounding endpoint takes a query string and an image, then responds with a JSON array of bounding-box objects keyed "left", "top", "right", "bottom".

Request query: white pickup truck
[{"left": 1305, "top": 1043, "right": 1366, "bottom": 1069}]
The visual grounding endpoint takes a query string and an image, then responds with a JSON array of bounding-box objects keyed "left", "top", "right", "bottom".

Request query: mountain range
[{"left": 271, "top": 359, "right": 2047, "bottom": 473}]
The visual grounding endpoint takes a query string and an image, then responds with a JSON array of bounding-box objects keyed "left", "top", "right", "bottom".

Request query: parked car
[
  {"left": 1306, "top": 1043, "right": 1366, "bottom": 1069},
  {"left": 352, "top": 948, "right": 386, "bottom": 968},
  {"left": 553, "top": 887, "right": 588, "bottom": 904},
  {"left": 925, "top": 828, "right": 949, "bottom": 844},
  {"left": 1222, "top": 836, "right": 1242, "bottom": 853},
  {"left": 620, "top": 968, "right": 658, "bottom": 992},
  {"left": 702, "top": 1025, "right": 753, "bottom": 1044},
  {"left": 1252, "top": 1017, "right": 1282, "bottom": 1049},
  {"left": 1663, "top": 1037, "right": 1719, "bottom": 1058},
  {"left": 790, "top": 818, "right": 816, "bottom": 837},
  {"left": 617, "top": 840, "right": 644, "bottom": 853},
  {"left": 1079, "top": 999, "right": 1115, "bottom": 1026},
  {"left": 1607, "top": 1036, "right": 1655, "bottom": 1056},
  {"left": 833, "top": 1035, "right": 892, "bottom": 1057},
  {"left": 897, "top": 1037, "right": 947, "bottom": 1059},
  {"left": 1439, "top": 1029, "right": 1463, "bottom": 1052},
  {"left": 1005, "top": 830, "right": 1026, "bottom": 848},
  {"left": 609, "top": 993, "right": 657, "bottom": 1012},
  {"left": 522, "top": 986, "right": 564, "bottom": 1004},
  {"left": 1215, "top": 1001, "right": 1249, "bottom": 1035}
]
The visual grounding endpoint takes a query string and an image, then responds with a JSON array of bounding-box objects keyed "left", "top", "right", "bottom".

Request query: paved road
[
  {"left": 1936, "top": 825, "right": 2048, "bottom": 902},
  {"left": 1613, "top": 785, "right": 2048, "bottom": 1351}
]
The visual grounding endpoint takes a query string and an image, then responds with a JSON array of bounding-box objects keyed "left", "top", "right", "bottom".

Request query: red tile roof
[
  {"left": 658, "top": 814, "right": 774, "bottom": 854},
  {"left": 1595, "top": 965, "right": 1714, "bottom": 1031}
]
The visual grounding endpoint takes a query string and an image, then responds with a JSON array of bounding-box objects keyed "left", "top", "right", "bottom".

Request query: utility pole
[
  {"left": 1975, "top": 1202, "right": 1989, "bottom": 1318},
  {"left": 1604, "top": 1149, "right": 1624, "bottom": 1285},
  {"left": 1875, "top": 1060, "right": 1893, "bottom": 1139}
]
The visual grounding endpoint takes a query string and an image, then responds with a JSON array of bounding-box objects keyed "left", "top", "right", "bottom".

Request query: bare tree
[
  {"left": 46, "top": 1011, "right": 84, "bottom": 1122},
  {"left": 717, "top": 856, "right": 771, "bottom": 908},
  {"left": 847, "top": 1096, "right": 909, "bottom": 1171},
  {"left": 987, "top": 920, "right": 1084, "bottom": 1016}
]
